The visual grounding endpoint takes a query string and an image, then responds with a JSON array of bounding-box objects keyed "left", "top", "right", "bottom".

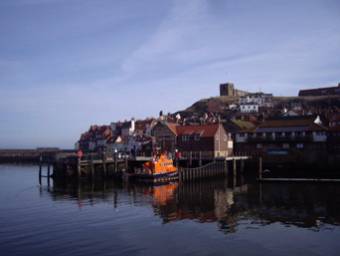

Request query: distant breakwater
[{"left": 0, "top": 149, "right": 75, "bottom": 164}]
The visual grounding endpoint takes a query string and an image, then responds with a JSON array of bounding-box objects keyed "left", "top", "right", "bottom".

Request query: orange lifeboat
[{"left": 136, "top": 154, "right": 178, "bottom": 183}]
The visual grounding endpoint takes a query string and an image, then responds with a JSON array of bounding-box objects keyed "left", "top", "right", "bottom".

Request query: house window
[
  {"left": 182, "top": 135, "right": 189, "bottom": 142},
  {"left": 282, "top": 143, "right": 290, "bottom": 149},
  {"left": 296, "top": 143, "right": 304, "bottom": 149}
]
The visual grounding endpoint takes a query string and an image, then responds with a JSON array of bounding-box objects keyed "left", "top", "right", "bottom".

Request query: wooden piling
[
  {"left": 39, "top": 168, "right": 42, "bottom": 185},
  {"left": 91, "top": 158, "right": 95, "bottom": 180},
  {"left": 114, "top": 154, "right": 118, "bottom": 173},
  {"left": 47, "top": 164, "right": 50, "bottom": 177},
  {"left": 199, "top": 151, "right": 202, "bottom": 166},
  {"left": 258, "top": 157, "right": 263, "bottom": 180},
  {"left": 233, "top": 159, "right": 237, "bottom": 187},
  {"left": 189, "top": 151, "right": 193, "bottom": 167},
  {"left": 240, "top": 159, "right": 244, "bottom": 173},
  {"left": 103, "top": 154, "right": 107, "bottom": 178},
  {"left": 125, "top": 157, "right": 128, "bottom": 170},
  {"left": 77, "top": 157, "right": 81, "bottom": 179}
]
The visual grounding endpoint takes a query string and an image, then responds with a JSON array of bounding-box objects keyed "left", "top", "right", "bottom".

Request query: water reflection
[{"left": 42, "top": 178, "right": 340, "bottom": 232}]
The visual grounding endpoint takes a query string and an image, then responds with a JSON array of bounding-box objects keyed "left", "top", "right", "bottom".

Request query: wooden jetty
[
  {"left": 50, "top": 153, "right": 154, "bottom": 180},
  {"left": 179, "top": 156, "right": 251, "bottom": 182},
  {"left": 42, "top": 151, "right": 257, "bottom": 184}
]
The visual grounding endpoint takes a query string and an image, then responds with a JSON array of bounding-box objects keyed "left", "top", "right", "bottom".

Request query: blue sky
[{"left": 1, "top": 0, "right": 340, "bottom": 148}]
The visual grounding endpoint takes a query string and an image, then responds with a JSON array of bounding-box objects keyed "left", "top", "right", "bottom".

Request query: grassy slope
[{"left": 182, "top": 95, "right": 340, "bottom": 114}]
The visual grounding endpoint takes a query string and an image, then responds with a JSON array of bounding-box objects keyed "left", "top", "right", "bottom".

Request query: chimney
[{"left": 130, "top": 118, "right": 135, "bottom": 133}]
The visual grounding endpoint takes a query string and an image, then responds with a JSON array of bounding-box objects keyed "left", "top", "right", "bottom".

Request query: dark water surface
[{"left": 1, "top": 165, "right": 340, "bottom": 256}]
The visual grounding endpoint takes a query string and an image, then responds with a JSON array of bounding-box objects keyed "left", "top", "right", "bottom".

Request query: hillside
[{"left": 180, "top": 95, "right": 340, "bottom": 117}]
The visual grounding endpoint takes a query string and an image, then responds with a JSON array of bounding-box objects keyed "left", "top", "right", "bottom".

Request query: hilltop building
[
  {"left": 220, "top": 83, "right": 235, "bottom": 96},
  {"left": 298, "top": 83, "right": 340, "bottom": 96},
  {"left": 219, "top": 82, "right": 248, "bottom": 97},
  {"left": 239, "top": 92, "right": 273, "bottom": 113}
]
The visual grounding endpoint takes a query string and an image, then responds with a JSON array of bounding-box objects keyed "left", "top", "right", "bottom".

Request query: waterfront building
[
  {"left": 152, "top": 122, "right": 178, "bottom": 154},
  {"left": 152, "top": 122, "right": 233, "bottom": 159},
  {"left": 176, "top": 123, "right": 233, "bottom": 159},
  {"left": 234, "top": 115, "right": 328, "bottom": 163},
  {"left": 328, "top": 113, "right": 340, "bottom": 157},
  {"left": 78, "top": 125, "right": 113, "bottom": 153}
]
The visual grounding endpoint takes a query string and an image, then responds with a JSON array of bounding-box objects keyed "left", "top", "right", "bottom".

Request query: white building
[
  {"left": 121, "top": 118, "right": 135, "bottom": 137},
  {"left": 239, "top": 92, "right": 273, "bottom": 108},
  {"left": 240, "top": 103, "right": 259, "bottom": 113}
]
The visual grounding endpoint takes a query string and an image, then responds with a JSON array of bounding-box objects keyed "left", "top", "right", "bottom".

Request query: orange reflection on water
[{"left": 152, "top": 183, "right": 178, "bottom": 206}]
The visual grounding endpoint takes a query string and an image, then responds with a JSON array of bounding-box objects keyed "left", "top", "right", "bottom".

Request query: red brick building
[{"left": 152, "top": 122, "right": 233, "bottom": 160}]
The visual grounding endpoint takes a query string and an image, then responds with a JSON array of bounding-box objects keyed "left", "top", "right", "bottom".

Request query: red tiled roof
[
  {"left": 257, "top": 117, "right": 326, "bottom": 132},
  {"left": 176, "top": 124, "right": 220, "bottom": 137},
  {"left": 166, "top": 123, "right": 178, "bottom": 135}
]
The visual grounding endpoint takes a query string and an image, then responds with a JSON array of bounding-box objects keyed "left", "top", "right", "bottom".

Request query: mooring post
[
  {"left": 233, "top": 159, "right": 237, "bottom": 187},
  {"left": 39, "top": 155, "right": 42, "bottom": 185},
  {"left": 114, "top": 152, "right": 118, "bottom": 173},
  {"left": 47, "top": 163, "right": 51, "bottom": 177},
  {"left": 91, "top": 154, "right": 95, "bottom": 180},
  {"left": 77, "top": 156, "right": 81, "bottom": 179},
  {"left": 47, "top": 165, "right": 50, "bottom": 187},
  {"left": 199, "top": 151, "right": 202, "bottom": 166},
  {"left": 125, "top": 156, "right": 128, "bottom": 170},
  {"left": 189, "top": 151, "right": 192, "bottom": 167},
  {"left": 102, "top": 153, "right": 107, "bottom": 178},
  {"left": 240, "top": 159, "right": 245, "bottom": 173},
  {"left": 258, "top": 157, "right": 263, "bottom": 180}
]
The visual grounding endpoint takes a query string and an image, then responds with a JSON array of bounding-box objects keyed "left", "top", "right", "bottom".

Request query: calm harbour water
[{"left": 0, "top": 165, "right": 340, "bottom": 256}]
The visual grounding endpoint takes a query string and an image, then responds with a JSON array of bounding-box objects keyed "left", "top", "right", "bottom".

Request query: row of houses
[
  {"left": 76, "top": 119, "right": 156, "bottom": 156},
  {"left": 76, "top": 113, "right": 340, "bottom": 164}
]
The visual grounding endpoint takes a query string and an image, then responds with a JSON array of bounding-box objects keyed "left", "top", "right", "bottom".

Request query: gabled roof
[{"left": 166, "top": 123, "right": 178, "bottom": 135}]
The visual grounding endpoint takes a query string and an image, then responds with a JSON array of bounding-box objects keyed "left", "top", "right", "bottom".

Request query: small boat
[{"left": 133, "top": 153, "right": 178, "bottom": 183}]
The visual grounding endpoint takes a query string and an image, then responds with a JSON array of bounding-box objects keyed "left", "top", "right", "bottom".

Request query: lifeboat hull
[{"left": 135, "top": 171, "right": 178, "bottom": 183}]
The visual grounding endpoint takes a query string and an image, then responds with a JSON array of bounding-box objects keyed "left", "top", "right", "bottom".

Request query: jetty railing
[
  {"left": 179, "top": 156, "right": 251, "bottom": 182},
  {"left": 179, "top": 161, "right": 224, "bottom": 182}
]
